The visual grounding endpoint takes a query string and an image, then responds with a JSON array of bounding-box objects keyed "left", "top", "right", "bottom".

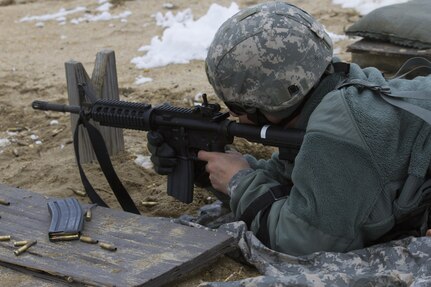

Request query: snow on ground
[
  {"left": 131, "top": 3, "right": 240, "bottom": 70},
  {"left": 19, "top": 1, "right": 131, "bottom": 25}
]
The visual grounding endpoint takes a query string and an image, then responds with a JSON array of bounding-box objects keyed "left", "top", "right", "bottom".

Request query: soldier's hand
[
  {"left": 426, "top": 229, "right": 431, "bottom": 237},
  {"left": 197, "top": 150, "right": 250, "bottom": 194}
]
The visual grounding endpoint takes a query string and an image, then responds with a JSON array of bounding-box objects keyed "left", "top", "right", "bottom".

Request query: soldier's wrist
[{"left": 227, "top": 168, "right": 255, "bottom": 197}]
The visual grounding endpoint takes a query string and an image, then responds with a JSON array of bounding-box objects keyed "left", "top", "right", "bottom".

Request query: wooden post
[{"left": 65, "top": 50, "right": 125, "bottom": 163}]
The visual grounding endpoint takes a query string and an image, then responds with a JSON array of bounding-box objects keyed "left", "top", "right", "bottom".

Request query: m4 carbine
[{"left": 32, "top": 95, "right": 304, "bottom": 205}]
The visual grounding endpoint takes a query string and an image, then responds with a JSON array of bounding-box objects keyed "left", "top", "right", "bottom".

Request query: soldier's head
[{"left": 205, "top": 1, "right": 333, "bottom": 125}]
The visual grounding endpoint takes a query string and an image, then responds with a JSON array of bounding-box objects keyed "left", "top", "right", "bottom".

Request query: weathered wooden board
[
  {"left": 0, "top": 261, "right": 68, "bottom": 286},
  {"left": 66, "top": 49, "right": 124, "bottom": 164},
  {"left": 0, "top": 184, "right": 235, "bottom": 286},
  {"left": 347, "top": 39, "right": 431, "bottom": 74}
]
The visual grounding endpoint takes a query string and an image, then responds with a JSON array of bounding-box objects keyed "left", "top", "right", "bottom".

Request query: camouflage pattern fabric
[
  {"left": 177, "top": 204, "right": 431, "bottom": 287},
  {"left": 205, "top": 2, "right": 333, "bottom": 115}
]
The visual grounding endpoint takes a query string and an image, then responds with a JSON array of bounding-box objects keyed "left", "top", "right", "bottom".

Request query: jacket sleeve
[
  {"left": 229, "top": 90, "right": 383, "bottom": 256},
  {"left": 243, "top": 152, "right": 294, "bottom": 185}
]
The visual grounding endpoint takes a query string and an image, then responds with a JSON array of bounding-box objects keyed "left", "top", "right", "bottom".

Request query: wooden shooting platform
[
  {"left": 0, "top": 184, "right": 235, "bottom": 286},
  {"left": 348, "top": 39, "right": 431, "bottom": 75}
]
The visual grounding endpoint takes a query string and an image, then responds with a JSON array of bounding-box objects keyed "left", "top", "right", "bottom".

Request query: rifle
[{"left": 32, "top": 93, "right": 304, "bottom": 208}]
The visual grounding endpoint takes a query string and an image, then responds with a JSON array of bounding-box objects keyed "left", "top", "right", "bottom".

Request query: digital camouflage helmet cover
[{"left": 205, "top": 1, "right": 333, "bottom": 117}]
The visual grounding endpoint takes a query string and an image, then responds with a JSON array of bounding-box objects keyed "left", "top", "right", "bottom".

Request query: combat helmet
[{"left": 205, "top": 1, "right": 333, "bottom": 118}]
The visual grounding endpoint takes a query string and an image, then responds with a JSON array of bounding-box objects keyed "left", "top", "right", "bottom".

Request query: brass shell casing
[
  {"left": 14, "top": 240, "right": 37, "bottom": 256},
  {"left": 99, "top": 242, "right": 117, "bottom": 251},
  {"left": 0, "top": 235, "right": 11, "bottom": 241},
  {"left": 80, "top": 236, "right": 98, "bottom": 244}
]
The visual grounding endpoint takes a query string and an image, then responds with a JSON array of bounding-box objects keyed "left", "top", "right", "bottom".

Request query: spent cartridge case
[
  {"left": 14, "top": 240, "right": 37, "bottom": 256},
  {"left": 141, "top": 201, "right": 158, "bottom": 207},
  {"left": 99, "top": 242, "right": 117, "bottom": 251},
  {"left": 50, "top": 234, "right": 80, "bottom": 241},
  {"left": 65, "top": 276, "right": 74, "bottom": 283},
  {"left": 0, "top": 199, "right": 10, "bottom": 206},
  {"left": 80, "top": 236, "right": 98, "bottom": 244},
  {"left": 67, "top": 188, "right": 86, "bottom": 197},
  {"left": 13, "top": 240, "right": 28, "bottom": 247},
  {"left": 0, "top": 235, "right": 11, "bottom": 241},
  {"left": 85, "top": 209, "right": 92, "bottom": 221}
]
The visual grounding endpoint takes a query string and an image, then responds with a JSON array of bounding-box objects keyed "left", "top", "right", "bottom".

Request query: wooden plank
[
  {"left": 65, "top": 60, "right": 98, "bottom": 163},
  {"left": 91, "top": 49, "right": 124, "bottom": 156},
  {"left": 65, "top": 50, "right": 125, "bottom": 163},
  {"left": 0, "top": 185, "right": 235, "bottom": 286},
  {"left": 347, "top": 39, "right": 431, "bottom": 74},
  {"left": 0, "top": 261, "right": 68, "bottom": 286}
]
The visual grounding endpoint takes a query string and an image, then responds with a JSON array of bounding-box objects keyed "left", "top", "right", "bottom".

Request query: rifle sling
[
  {"left": 239, "top": 184, "right": 292, "bottom": 246},
  {"left": 74, "top": 113, "right": 140, "bottom": 214}
]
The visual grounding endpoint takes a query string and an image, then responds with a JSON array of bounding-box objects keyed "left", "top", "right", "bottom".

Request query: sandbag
[{"left": 346, "top": 0, "right": 431, "bottom": 49}]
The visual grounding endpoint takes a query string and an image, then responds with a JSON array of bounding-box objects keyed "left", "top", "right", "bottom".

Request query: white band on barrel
[{"left": 260, "top": 125, "right": 270, "bottom": 139}]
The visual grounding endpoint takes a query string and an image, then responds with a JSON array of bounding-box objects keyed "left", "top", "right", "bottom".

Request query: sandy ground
[{"left": 0, "top": 0, "right": 358, "bottom": 285}]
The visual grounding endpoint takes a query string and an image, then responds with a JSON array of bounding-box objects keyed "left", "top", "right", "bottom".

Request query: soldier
[{"left": 148, "top": 1, "right": 431, "bottom": 255}]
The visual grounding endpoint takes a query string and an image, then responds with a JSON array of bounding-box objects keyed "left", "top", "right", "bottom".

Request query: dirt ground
[{"left": 0, "top": 0, "right": 358, "bottom": 285}]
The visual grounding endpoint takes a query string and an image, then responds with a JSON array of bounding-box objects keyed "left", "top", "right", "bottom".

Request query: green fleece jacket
[{"left": 228, "top": 63, "right": 431, "bottom": 256}]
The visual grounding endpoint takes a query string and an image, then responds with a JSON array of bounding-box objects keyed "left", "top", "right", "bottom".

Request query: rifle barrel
[
  {"left": 227, "top": 122, "right": 304, "bottom": 149},
  {"left": 32, "top": 101, "right": 81, "bottom": 114}
]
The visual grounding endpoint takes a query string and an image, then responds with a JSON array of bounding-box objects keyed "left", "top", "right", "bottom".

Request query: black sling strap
[
  {"left": 239, "top": 184, "right": 292, "bottom": 246},
  {"left": 74, "top": 112, "right": 140, "bottom": 214},
  {"left": 332, "top": 62, "right": 350, "bottom": 75},
  {"left": 73, "top": 116, "right": 107, "bottom": 208}
]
